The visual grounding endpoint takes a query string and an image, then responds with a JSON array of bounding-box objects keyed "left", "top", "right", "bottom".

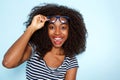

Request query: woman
[{"left": 2, "top": 3, "right": 87, "bottom": 80}]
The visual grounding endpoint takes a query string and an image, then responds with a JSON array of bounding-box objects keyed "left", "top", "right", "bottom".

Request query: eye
[
  {"left": 61, "top": 26, "right": 66, "bottom": 30},
  {"left": 48, "top": 25, "right": 55, "bottom": 30},
  {"left": 61, "top": 25, "right": 68, "bottom": 30}
]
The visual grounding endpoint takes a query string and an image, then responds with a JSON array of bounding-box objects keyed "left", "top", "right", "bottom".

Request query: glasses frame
[{"left": 47, "top": 16, "right": 69, "bottom": 24}]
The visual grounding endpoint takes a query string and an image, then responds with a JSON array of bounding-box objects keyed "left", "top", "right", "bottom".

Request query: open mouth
[{"left": 53, "top": 37, "right": 63, "bottom": 45}]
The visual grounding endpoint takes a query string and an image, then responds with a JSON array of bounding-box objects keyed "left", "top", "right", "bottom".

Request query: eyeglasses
[{"left": 47, "top": 16, "right": 69, "bottom": 24}]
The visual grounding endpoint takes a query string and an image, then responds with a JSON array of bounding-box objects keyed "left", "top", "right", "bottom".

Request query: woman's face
[{"left": 48, "top": 16, "right": 69, "bottom": 48}]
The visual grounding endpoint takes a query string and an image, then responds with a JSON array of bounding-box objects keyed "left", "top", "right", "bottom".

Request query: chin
[
  {"left": 52, "top": 42, "right": 64, "bottom": 48},
  {"left": 53, "top": 44, "right": 63, "bottom": 48}
]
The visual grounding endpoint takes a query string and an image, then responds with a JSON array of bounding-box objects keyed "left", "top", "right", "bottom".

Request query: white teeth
[{"left": 54, "top": 38, "right": 62, "bottom": 40}]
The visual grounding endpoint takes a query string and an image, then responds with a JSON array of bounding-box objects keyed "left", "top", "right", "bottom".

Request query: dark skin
[{"left": 2, "top": 14, "right": 78, "bottom": 80}]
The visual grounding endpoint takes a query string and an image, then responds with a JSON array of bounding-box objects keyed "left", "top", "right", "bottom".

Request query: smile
[
  {"left": 53, "top": 37, "right": 63, "bottom": 45},
  {"left": 53, "top": 38, "right": 62, "bottom": 41}
]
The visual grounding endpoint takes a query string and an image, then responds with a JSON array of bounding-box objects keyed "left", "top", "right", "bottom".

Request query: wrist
[{"left": 26, "top": 25, "right": 36, "bottom": 34}]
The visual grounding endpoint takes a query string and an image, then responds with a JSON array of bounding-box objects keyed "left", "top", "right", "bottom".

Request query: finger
[
  {"left": 34, "top": 15, "right": 41, "bottom": 22},
  {"left": 40, "top": 16, "right": 47, "bottom": 23}
]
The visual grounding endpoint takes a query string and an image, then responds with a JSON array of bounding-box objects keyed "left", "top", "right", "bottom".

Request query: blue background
[{"left": 0, "top": 0, "right": 120, "bottom": 80}]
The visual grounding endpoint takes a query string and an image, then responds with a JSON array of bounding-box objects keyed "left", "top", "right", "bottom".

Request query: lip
[
  {"left": 52, "top": 36, "right": 63, "bottom": 39},
  {"left": 53, "top": 37, "right": 63, "bottom": 42},
  {"left": 52, "top": 36, "right": 63, "bottom": 45}
]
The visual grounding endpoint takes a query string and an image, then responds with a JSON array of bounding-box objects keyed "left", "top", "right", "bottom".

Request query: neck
[{"left": 50, "top": 47, "right": 64, "bottom": 55}]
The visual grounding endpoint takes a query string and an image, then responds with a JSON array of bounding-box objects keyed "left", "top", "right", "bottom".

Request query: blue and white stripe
[{"left": 26, "top": 52, "right": 79, "bottom": 80}]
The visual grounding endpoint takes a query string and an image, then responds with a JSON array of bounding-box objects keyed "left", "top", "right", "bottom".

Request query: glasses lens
[
  {"left": 60, "top": 16, "right": 68, "bottom": 23},
  {"left": 49, "top": 17, "right": 56, "bottom": 23}
]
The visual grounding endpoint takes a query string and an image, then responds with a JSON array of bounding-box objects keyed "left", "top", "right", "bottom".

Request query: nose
[
  {"left": 54, "top": 27, "right": 61, "bottom": 35},
  {"left": 54, "top": 19, "right": 62, "bottom": 35}
]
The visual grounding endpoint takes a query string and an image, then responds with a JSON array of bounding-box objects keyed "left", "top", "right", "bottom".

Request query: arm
[
  {"left": 65, "top": 68, "right": 78, "bottom": 80},
  {"left": 2, "top": 14, "right": 47, "bottom": 68}
]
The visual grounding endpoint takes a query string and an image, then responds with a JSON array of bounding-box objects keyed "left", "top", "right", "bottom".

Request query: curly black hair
[{"left": 25, "top": 3, "right": 87, "bottom": 58}]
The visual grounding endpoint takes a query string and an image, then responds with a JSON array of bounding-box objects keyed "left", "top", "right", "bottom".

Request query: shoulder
[
  {"left": 65, "top": 56, "right": 79, "bottom": 70},
  {"left": 65, "top": 56, "right": 79, "bottom": 80},
  {"left": 65, "top": 56, "right": 78, "bottom": 63}
]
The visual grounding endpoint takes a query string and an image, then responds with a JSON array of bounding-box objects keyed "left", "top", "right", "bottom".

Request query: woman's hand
[{"left": 28, "top": 14, "right": 47, "bottom": 32}]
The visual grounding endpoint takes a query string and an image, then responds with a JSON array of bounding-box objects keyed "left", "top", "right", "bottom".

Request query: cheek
[
  {"left": 63, "top": 29, "right": 69, "bottom": 35},
  {"left": 48, "top": 30, "right": 53, "bottom": 38},
  {"left": 62, "top": 31, "right": 69, "bottom": 39}
]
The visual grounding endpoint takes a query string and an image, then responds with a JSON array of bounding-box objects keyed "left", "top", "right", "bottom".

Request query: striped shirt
[{"left": 26, "top": 52, "right": 79, "bottom": 80}]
